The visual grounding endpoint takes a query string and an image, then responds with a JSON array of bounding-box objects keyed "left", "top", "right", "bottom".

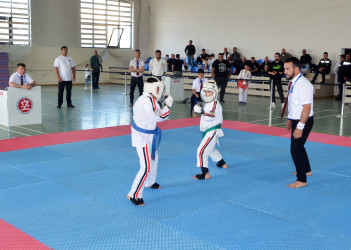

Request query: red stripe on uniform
[
  {"left": 135, "top": 144, "right": 151, "bottom": 198},
  {"left": 211, "top": 101, "right": 216, "bottom": 112},
  {"left": 199, "top": 137, "right": 211, "bottom": 166},
  {"left": 152, "top": 97, "right": 157, "bottom": 111},
  {"left": 161, "top": 111, "right": 170, "bottom": 117}
]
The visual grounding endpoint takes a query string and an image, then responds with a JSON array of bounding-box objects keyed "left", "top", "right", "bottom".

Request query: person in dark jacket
[
  {"left": 300, "top": 49, "right": 312, "bottom": 76},
  {"left": 311, "top": 52, "right": 331, "bottom": 84},
  {"left": 185, "top": 40, "right": 196, "bottom": 67}
]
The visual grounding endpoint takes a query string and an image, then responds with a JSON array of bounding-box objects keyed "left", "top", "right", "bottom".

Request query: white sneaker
[
  {"left": 84, "top": 87, "right": 87, "bottom": 89},
  {"left": 271, "top": 102, "right": 276, "bottom": 109},
  {"left": 281, "top": 103, "right": 285, "bottom": 108}
]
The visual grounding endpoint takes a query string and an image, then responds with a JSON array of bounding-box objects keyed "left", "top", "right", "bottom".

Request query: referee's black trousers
[
  {"left": 58, "top": 81, "right": 72, "bottom": 106},
  {"left": 130, "top": 76, "right": 144, "bottom": 104},
  {"left": 290, "top": 116, "right": 314, "bottom": 183}
]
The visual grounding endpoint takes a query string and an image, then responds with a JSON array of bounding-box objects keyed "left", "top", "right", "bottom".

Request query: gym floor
[
  {"left": 0, "top": 84, "right": 351, "bottom": 249},
  {"left": 0, "top": 83, "right": 350, "bottom": 140}
]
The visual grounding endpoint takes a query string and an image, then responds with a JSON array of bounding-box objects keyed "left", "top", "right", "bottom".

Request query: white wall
[
  {"left": 0, "top": 0, "right": 149, "bottom": 85},
  {"left": 1, "top": 0, "right": 350, "bottom": 85},
  {"left": 148, "top": 0, "right": 351, "bottom": 65}
]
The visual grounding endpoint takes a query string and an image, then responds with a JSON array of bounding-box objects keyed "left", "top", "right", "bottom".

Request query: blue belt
[{"left": 132, "top": 122, "right": 162, "bottom": 160}]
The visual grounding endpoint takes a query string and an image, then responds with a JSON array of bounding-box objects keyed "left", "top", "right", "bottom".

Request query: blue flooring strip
[{"left": 0, "top": 126, "right": 350, "bottom": 249}]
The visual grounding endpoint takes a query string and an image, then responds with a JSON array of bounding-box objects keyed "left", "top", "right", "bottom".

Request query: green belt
[{"left": 202, "top": 124, "right": 221, "bottom": 139}]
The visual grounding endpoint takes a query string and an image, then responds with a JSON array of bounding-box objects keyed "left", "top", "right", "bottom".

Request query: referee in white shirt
[
  {"left": 149, "top": 50, "right": 167, "bottom": 80},
  {"left": 284, "top": 57, "right": 314, "bottom": 188},
  {"left": 129, "top": 49, "right": 145, "bottom": 107},
  {"left": 9, "top": 63, "right": 36, "bottom": 90},
  {"left": 54, "top": 46, "right": 76, "bottom": 108}
]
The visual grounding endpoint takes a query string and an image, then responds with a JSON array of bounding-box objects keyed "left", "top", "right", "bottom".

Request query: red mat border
[
  {"left": 0, "top": 219, "right": 51, "bottom": 250},
  {"left": 0, "top": 118, "right": 350, "bottom": 153}
]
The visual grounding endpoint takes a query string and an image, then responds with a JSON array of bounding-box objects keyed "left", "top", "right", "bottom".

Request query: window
[
  {"left": 0, "top": 0, "right": 31, "bottom": 45},
  {"left": 81, "top": 0, "right": 133, "bottom": 48}
]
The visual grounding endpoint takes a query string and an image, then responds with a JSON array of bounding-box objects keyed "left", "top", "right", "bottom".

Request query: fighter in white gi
[
  {"left": 193, "top": 80, "right": 228, "bottom": 180},
  {"left": 127, "top": 77, "right": 173, "bottom": 206}
]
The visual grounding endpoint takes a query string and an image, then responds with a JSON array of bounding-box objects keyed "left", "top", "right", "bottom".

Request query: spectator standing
[
  {"left": 311, "top": 52, "right": 331, "bottom": 84},
  {"left": 211, "top": 53, "right": 232, "bottom": 102},
  {"left": 237, "top": 63, "right": 252, "bottom": 104},
  {"left": 129, "top": 49, "right": 145, "bottom": 107},
  {"left": 172, "top": 54, "right": 187, "bottom": 78},
  {"left": 149, "top": 50, "right": 167, "bottom": 79},
  {"left": 9, "top": 63, "right": 36, "bottom": 90},
  {"left": 337, "top": 53, "right": 351, "bottom": 101},
  {"left": 185, "top": 40, "right": 196, "bottom": 67},
  {"left": 334, "top": 54, "right": 345, "bottom": 101},
  {"left": 300, "top": 49, "right": 312, "bottom": 76},
  {"left": 167, "top": 54, "right": 175, "bottom": 72},
  {"left": 84, "top": 64, "right": 91, "bottom": 89},
  {"left": 280, "top": 48, "right": 292, "bottom": 63},
  {"left": 54, "top": 46, "right": 76, "bottom": 108},
  {"left": 90, "top": 50, "right": 103, "bottom": 89},
  {"left": 268, "top": 52, "right": 284, "bottom": 108}
]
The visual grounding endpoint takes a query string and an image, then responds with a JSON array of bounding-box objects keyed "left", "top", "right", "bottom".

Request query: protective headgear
[
  {"left": 144, "top": 77, "right": 165, "bottom": 101},
  {"left": 200, "top": 80, "right": 218, "bottom": 103}
]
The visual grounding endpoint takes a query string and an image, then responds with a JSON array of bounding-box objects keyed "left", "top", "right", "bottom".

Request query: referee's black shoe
[{"left": 67, "top": 104, "right": 75, "bottom": 108}]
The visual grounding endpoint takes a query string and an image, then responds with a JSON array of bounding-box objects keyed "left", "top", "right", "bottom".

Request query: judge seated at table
[{"left": 9, "top": 63, "right": 36, "bottom": 90}]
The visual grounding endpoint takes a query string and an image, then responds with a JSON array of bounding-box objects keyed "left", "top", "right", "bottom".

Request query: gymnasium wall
[
  {"left": 1, "top": 0, "right": 350, "bottom": 85},
  {"left": 148, "top": 0, "right": 351, "bottom": 66},
  {"left": 0, "top": 0, "right": 149, "bottom": 85}
]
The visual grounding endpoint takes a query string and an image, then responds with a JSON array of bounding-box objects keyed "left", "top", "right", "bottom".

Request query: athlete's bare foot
[
  {"left": 222, "top": 164, "right": 228, "bottom": 169},
  {"left": 292, "top": 171, "right": 312, "bottom": 176},
  {"left": 193, "top": 112, "right": 198, "bottom": 117},
  {"left": 192, "top": 172, "right": 210, "bottom": 180},
  {"left": 287, "top": 181, "right": 307, "bottom": 188},
  {"left": 127, "top": 195, "right": 145, "bottom": 206}
]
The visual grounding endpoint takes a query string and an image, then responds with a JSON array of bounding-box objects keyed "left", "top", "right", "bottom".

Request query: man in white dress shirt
[
  {"left": 54, "top": 46, "right": 76, "bottom": 109},
  {"left": 129, "top": 49, "right": 145, "bottom": 107},
  {"left": 149, "top": 50, "right": 167, "bottom": 79},
  {"left": 9, "top": 63, "right": 36, "bottom": 90},
  {"left": 283, "top": 57, "right": 314, "bottom": 188}
]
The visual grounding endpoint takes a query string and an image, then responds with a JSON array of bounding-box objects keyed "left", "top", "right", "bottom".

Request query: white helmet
[
  {"left": 200, "top": 80, "right": 218, "bottom": 103},
  {"left": 143, "top": 77, "right": 165, "bottom": 101}
]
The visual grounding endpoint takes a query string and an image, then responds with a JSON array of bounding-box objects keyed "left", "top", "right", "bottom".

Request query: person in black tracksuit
[
  {"left": 268, "top": 53, "right": 284, "bottom": 107},
  {"left": 211, "top": 53, "right": 232, "bottom": 103},
  {"left": 337, "top": 53, "right": 351, "bottom": 100},
  {"left": 311, "top": 52, "right": 331, "bottom": 84}
]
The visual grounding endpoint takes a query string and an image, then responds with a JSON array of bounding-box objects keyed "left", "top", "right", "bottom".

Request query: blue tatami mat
[{"left": 0, "top": 126, "right": 350, "bottom": 249}]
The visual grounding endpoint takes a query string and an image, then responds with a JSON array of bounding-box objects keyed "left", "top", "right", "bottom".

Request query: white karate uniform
[
  {"left": 197, "top": 100, "right": 224, "bottom": 168},
  {"left": 238, "top": 69, "right": 251, "bottom": 103},
  {"left": 128, "top": 92, "right": 170, "bottom": 199}
]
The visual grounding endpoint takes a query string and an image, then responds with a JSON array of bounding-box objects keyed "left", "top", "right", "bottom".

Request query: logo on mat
[{"left": 17, "top": 97, "right": 33, "bottom": 114}]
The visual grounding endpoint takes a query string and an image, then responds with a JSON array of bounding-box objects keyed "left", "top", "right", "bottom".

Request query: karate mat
[{"left": 0, "top": 118, "right": 351, "bottom": 249}]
